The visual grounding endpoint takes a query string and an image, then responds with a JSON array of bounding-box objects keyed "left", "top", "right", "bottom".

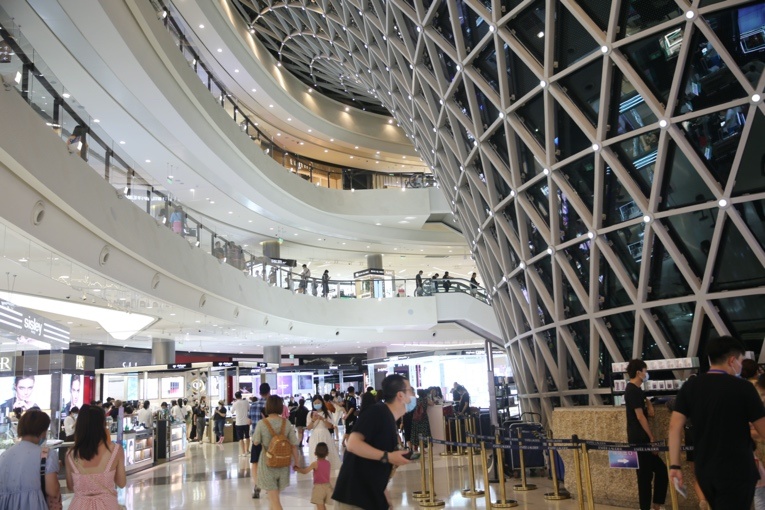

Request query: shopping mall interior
[{"left": 0, "top": 0, "right": 763, "bottom": 507}]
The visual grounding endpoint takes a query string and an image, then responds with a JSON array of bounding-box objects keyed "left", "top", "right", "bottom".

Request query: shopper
[
  {"left": 332, "top": 374, "right": 413, "bottom": 509},
  {"left": 625, "top": 359, "right": 667, "bottom": 510},
  {"left": 171, "top": 400, "right": 185, "bottom": 424},
  {"left": 66, "top": 124, "right": 87, "bottom": 159},
  {"left": 212, "top": 241, "right": 224, "bottom": 261},
  {"left": 194, "top": 398, "right": 207, "bottom": 442},
  {"left": 232, "top": 391, "right": 251, "bottom": 456},
  {"left": 252, "top": 395, "right": 300, "bottom": 510},
  {"left": 294, "top": 398, "right": 309, "bottom": 446},
  {"left": 442, "top": 271, "right": 451, "bottom": 292},
  {"left": 415, "top": 270, "right": 424, "bottom": 296},
  {"left": 321, "top": 270, "right": 330, "bottom": 297},
  {"left": 307, "top": 396, "right": 341, "bottom": 471},
  {"left": 64, "top": 406, "right": 79, "bottom": 441},
  {"left": 137, "top": 400, "right": 153, "bottom": 428},
  {"left": 469, "top": 272, "right": 479, "bottom": 296},
  {"left": 214, "top": 400, "right": 227, "bottom": 444},
  {"left": 295, "top": 442, "right": 333, "bottom": 510},
  {"left": 170, "top": 205, "right": 185, "bottom": 235},
  {"left": 0, "top": 409, "right": 61, "bottom": 510},
  {"left": 66, "top": 405, "right": 126, "bottom": 510},
  {"left": 299, "top": 264, "right": 311, "bottom": 294},
  {"left": 249, "top": 384, "right": 270, "bottom": 499},
  {"left": 341, "top": 387, "right": 358, "bottom": 448},
  {"left": 432, "top": 273, "right": 440, "bottom": 293},
  {"left": 669, "top": 336, "right": 765, "bottom": 508},
  {"left": 411, "top": 389, "right": 432, "bottom": 451},
  {"left": 184, "top": 399, "right": 193, "bottom": 440},
  {"left": 456, "top": 385, "right": 471, "bottom": 415},
  {"left": 753, "top": 375, "right": 765, "bottom": 510}
]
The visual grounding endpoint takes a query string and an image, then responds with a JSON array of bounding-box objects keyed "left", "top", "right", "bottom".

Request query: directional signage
[
  {"left": 167, "top": 363, "right": 192, "bottom": 370},
  {"left": 213, "top": 361, "right": 239, "bottom": 368},
  {"left": 256, "top": 362, "right": 269, "bottom": 368},
  {"left": 268, "top": 257, "right": 297, "bottom": 267},
  {"left": 353, "top": 268, "right": 385, "bottom": 278}
]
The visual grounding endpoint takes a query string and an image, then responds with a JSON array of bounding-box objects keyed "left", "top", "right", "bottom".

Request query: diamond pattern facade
[{"left": 235, "top": 0, "right": 765, "bottom": 420}]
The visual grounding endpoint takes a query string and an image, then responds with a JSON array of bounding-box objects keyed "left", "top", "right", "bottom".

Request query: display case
[
  {"left": 111, "top": 429, "right": 153, "bottom": 474},
  {"left": 169, "top": 423, "right": 186, "bottom": 460},
  {"left": 155, "top": 420, "right": 186, "bottom": 462},
  {"left": 610, "top": 357, "right": 699, "bottom": 406}
]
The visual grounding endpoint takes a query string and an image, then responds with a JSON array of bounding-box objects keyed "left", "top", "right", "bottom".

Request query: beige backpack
[{"left": 263, "top": 418, "right": 293, "bottom": 468}]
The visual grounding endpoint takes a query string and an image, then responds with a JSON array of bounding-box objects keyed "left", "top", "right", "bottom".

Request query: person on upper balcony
[{"left": 442, "top": 272, "right": 452, "bottom": 293}]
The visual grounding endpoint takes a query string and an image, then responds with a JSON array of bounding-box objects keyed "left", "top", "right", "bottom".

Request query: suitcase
[{"left": 505, "top": 420, "right": 547, "bottom": 477}]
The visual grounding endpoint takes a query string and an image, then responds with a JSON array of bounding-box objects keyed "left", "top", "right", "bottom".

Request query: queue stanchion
[
  {"left": 511, "top": 428, "right": 537, "bottom": 491},
  {"left": 665, "top": 451, "right": 679, "bottom": 510},
  {"left": 490, "top": 432, "right": 518, "bottom": 508},
  {"left": 419, "top": 438, "right": 445, "bottom": 508},
  {"left": 470, "top": 416, "right": 480, "bottom": 456},
  {"left": 440, "top": 416, "right": 453, "bottom": 456},
  {"left": 461, "top": 433, "right": 485, "bottom": 497},
  {"left": 544, "top": 433, "right": 570, "bottom": 501},
  {"left": 412, "top": 438, "right": 430, "bottom": 500},
  {"left": 580, "top": 442, "right": 595, "bottom": 510},
  {"left": 455, "top": 417, "right": 467, "bottom": 456}
]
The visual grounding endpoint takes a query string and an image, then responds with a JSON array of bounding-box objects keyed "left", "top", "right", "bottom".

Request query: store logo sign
[
  {"left": 23, "top": 316, "right": 43, "bottom": 336},
  {"left": 122, "top": 361, "right": 138, "bottom": 368},
  {"left": 0, "top": 356, "right": 11, "bottom": 372},
  {"left": 75, "top": 355, "right": 85, "bottom": 370}
]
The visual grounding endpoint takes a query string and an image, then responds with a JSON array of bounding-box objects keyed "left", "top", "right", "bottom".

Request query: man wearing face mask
[
  {"left": 625, "top": 359, "right": 667, "bottom": 510},
  {"left": 669, "top": 336, "right": 765, "bottom": 509},
  {"left": 332, "top": 374, "right": 413, "bottom": 509}
]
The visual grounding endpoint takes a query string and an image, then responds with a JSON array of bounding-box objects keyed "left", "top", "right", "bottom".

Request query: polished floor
[{"left": 61, "top": 438, "right": 625, "bottom": 509}]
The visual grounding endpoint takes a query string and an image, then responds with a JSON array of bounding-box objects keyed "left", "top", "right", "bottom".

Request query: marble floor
[{"left": 61, "top": 440, "right": 627, "bottom": 509}]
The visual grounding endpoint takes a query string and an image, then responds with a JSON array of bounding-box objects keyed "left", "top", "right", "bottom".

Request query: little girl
[{"left": 295, "top": 442, "right": 332, "bottom": 510}]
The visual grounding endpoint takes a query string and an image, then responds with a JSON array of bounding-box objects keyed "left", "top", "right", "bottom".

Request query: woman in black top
[
  {"left": 457, "top": 385, "right": 470, "bottom": 415},
  {"left": 294, "top": 398, "right": 309, "bottom": 446},
  {"left": 213, "top": 401, "right": 227, "bottom": 444}
]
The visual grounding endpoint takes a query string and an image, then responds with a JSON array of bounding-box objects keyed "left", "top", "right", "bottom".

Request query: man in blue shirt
[{"left": 249, "top": 383, "right": 270, "bottom": 498}]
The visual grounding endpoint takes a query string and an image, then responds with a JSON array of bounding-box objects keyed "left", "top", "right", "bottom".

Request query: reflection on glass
[
  {"left": 605, "top": 222, "right": 644, "bottom": 285},
  {"left": 715, "top": 294, "right": 765, "bottom": 350},
  {"left": 663, "top": 208, "right": 717, "bottom": 279},
  {"left": 622, "top": 26, "right": 684, "bottom": 105},
  {"left": 433, "top": 2, "right": 456, "bottom": 48},
  {"left": 560, "top": 59, "right": 602, "bottom": 126},
  {"left": 608, "top": 68, "right": 658, "bottom": 137},
  {"left": 711, "top": 218, "right": 765, "bottom": 291},
  {"left": 680, "top": 106, "right": 747, "bottom": 186},
  {"left": 563, "top": 241, "right": 591, "bottom": 290},
  {"left": 526, "top": 180, "right": 550, "bottom": 225},
  {"left": 568, "top": 320, "right": 591, "bottom": 363},
  {"left": 614, "top": 130, "right": 658, "bottom": 198},
  {"left": 517, "top": 136, "right": 545, "bottom": 184},
  {"left": 619, "top": 0, "right": 683, "bottom": 38},
  {"left": 526, "top": 216, "right": 547, "bottom": 256},
  {"left": 653, "top": 304, "right": 694, "bottom": 358},
  {"left": 562, "top": 276, "right": 586, "bottom": 318},
  {"left": 732, "top": 110, "right": 765, "bottom": 196},
  {"left": 647, "top": 236, "right": 693, "bottom": 300},
  {"left": 603, "top": 165, "right": 643, "bottom": 226},
  {"left": 704, "top": 2, "right": 765, "bottom": 88},
  {"left": 536, "top": 255, "right": 554, "bottom": 296},
  {"left": 558, "top": 189, "right": 588, "bottom": 242},
  {"left": 607, "top": 311, "right": 636, "bottom": 360},
  {"left": 474, "top": 44, "right": 499, "bottom": 94},
  {"left": 599, "top": 254, "right": 632, "bottom": 309},
  {"left": 489, "top": 127, "right": 511, "bottom": 170},
  {"left": 555, "top": 102, "right": 591, "bottom": 160},
  {"left": 659, "top": 141, "right": 716, "bottom": 210},
  {"left": 677, "top": 32, "right": 746, "bottom": 115},
  {"left": 508, "top": 0, "right": 546, "bottom": 63},
  {"left": 735, "top": 200, "right": 765, "bottom": 251},
  {"left": 504, "top": 45, "right": 540, "bottom": 101},
  {"left": 518, "top": 93, "right": 546, "bottom": 148}
]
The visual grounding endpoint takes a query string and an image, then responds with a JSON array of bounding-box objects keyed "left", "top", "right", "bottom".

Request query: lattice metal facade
[{"left": 236, "top": 0, "right": 765, "bottom": 420}]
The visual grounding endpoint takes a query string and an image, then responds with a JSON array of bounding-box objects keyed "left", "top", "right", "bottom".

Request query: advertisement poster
[
  {"left": 608, "top": 450, "right": 639, "bottom": 469},
  {"left": 0, "top": 374, "right": 52, "bottom": 415},
  {"left": 161, "top": 377, "right": 184, "bottom": 399},
  {"left": 61, "top": 374, "right": 84, "bottom": 416}
]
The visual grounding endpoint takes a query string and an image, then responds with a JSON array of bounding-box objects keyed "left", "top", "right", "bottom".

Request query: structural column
[
  {"left": 262, "top": 240, "right": 281, "bottom": 259},
  {"left": 263, "top": 345, "right": 281, "bottom": 391},
  {"left": 367, "top": 346, "right": 387, "bottom": 389},
  {"left": 151, "top": 338, "right": 175, "bottom": 365}
]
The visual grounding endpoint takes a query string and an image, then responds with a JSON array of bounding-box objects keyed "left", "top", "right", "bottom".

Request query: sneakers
[{"left": 252, "top": 488, "right": 260, "bottom": 499}]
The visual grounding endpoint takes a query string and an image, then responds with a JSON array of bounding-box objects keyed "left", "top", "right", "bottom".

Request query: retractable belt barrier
[{"left": 426, "top": 434, "right": 690, "bottom": 510}]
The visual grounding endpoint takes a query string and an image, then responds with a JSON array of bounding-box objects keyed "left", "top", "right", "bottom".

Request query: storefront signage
[
  {"left": 0, "top": 300, "right": 70, "bottom": 348},
  {"left": 213, "top": 361, "right": 238, "bottom": 367},
  {"left": 353, "top": 268, "right": 385, "bottom": 278},
  {"left": 0, "top": 356, "right": 12, "bottom": 372},
  {"left": 268, "top": 257, "right": 297, "bottom": 267},
  {"left": 75, "top": 355, "right": 85, "bottom": 371},
  {"left": 103, "top": 351, "right": 152, "bottom": 369},
  {"left": 256, "top": 362, "right": 268, "bottom": 368},
  {"left": 328, "top": 365, "right": 338, "bottom": 370},
  {"left": 167, "top": 363, "right": 192, "bottom": 370}
]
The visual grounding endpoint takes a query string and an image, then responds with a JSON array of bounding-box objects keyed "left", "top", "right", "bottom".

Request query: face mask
[
  {"left": 734, "top": 360, "right": 743, "bottom": 377},
  {"left": 405, "top": 393, "right": 417, "bottom": 413},
  {"left": 72, "top": 414, "right": 77, "bottom": 419},
  {"left": 643, "top": 372, "right": 650, "bottom": 382},
  {"left": 313, "top": 403, "right": 323, "bottom": 411}
]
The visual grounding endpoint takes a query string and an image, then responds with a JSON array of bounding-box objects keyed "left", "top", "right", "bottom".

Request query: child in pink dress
[{"left": 295, "top": 442, "right": 333, "bottom": 510}]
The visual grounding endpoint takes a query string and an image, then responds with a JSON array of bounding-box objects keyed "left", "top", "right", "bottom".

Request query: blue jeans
[{"left": 214, "top": 420, "right": 225, "bottom": 442}]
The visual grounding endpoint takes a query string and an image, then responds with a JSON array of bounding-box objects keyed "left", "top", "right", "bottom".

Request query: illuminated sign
[
  {"left": 353, "top": 268, "right": 385, "bottom": 278},
  {"left": 213, "top": 361, "right": 238, "bottom": 368},
  {"left": 167, "top": 363, "right": 192, "bottom": 370},
  {"left": 75, "top": 355, "right": 85, "bottom": 371}
]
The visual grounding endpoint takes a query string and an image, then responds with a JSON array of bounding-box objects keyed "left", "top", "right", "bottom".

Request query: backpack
[{"left": 262, "top": 418, "right": 293, "bottom": 468}]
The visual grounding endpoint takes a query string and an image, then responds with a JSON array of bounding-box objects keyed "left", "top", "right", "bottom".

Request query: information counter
[{"left": 552, "top": 405, "right": 698, "bottom": 509}]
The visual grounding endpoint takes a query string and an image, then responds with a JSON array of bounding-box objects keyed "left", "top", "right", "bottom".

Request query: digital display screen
[{"left": 0, "top": 374, "right": 52, "bottom": 416}]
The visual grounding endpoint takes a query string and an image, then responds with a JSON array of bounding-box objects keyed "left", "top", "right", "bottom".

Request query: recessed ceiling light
[
  {"left": 217, "top": 48, "right": 223, "bottom": 53},
  {"left": 228, "top": 211, "right": 233, "bottom": 214},
  {"left": 63, "top": 93, "right": 71, "bottom": 98},
  {"left": 93, "top": 119, "right": 100, "bottom": 123},
  {"left": 269, "top": 104, "right": 274, "bottom": 108},
  {"left": 119, "top": 141, "right": 125, "bottom": 145},
  {"left": 234, "top": 69, "right": 239, "bottom": 73},
  {"left": 145, "top": 159, "right": 151, "bottom": 163},
  {"left": 287, "top": 118, "right": 292, "bottom": 121},
  {"left": 210, "top": 201, "right": 215, "bottom": 204},
  {"left": 330, "top": 138, "right": 334, "bottom": 142},
  {"left": 251, "top": 88, "right": 257, "bottom": 92},
  {"left": 199, "top": 24, "right": 205, "bottom": 29}
]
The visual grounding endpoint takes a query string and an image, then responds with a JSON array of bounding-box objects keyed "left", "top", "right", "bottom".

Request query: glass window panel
[
  {"left": 559, "top": 154, "right": 595, "bottom": 210},
  {"left": 517, "top": 93, "right": 546, "bottom": 148},
  {"left": 715, "top": 294, "right": 765, "bottom": 355},
  {"left": 653, "top": 304, "right": 695, "bottom": 358},
  {"left": 489, "top": 126, "right": 510, "bottom": 169},
  {"left": 555, "top": 5, "right": 599, "bottom": 69},
  {"left": 607, "top": 68, "right": 658, "bottom": 138},
  {"left": 619, "top": 0, "right": 683, "bottom": 38},
  {"left": 733, "top": 110, "right": 765, "bottom": 196},
  {"left": 576, "top": 0, "right": 613, "bottom": 31},
  {"left": 703, "top": 2, "right": 765, "bottom": 88},
  {"left": 433, "top": 2, "right": 456, "bottom": 49},
  {"left": 603, "top": 165, "right": 643, "bottom": 226},
  {"left": 735, "top": 200, "right": 765, "bottom": 252},
  {"left": 641, "top": 326, "right": 666, "bottom": 361},
  {"left": 622, "top": 25, "right": 684, "bottom": 105},
  {"left": 647, "top": 235, "right": 694, "bottom": 300},
  {"left": 598, "top": 338, "right": 615, "bottom": 391},
  {"left": 505, "top": 45, "right": 540, "bottom": 101},
  {"left": 659, "top": 141, "right": 716, "bottom": 211},
  {"left": 475, "top": 88, "right": 500, "bottom": 129},
  {"left": 676, "top": 30, "right": 747, "bottom": 115},
  {"left": 662, "top": 208, "right": 718, "bottom": 278},
  {"left": 605, "top": 222, "right": 645, "bottom": 285},
  {"left": 474, "top": 44, "right": 500, "bottom": 94},
  {"left": 569, "top": 320, "right": 592, "bottom": 364},
  {"left": 437, "top": 48, "right": 459, "bottom": 83},
  {"left": 679, "top": 105, "right": 747, "bottom": 187},
  {"left": 613, "top": 130, "right": 659, "bottom": 198},
  {"left": 526, "top": 216, "right": 547, "bottom": 256},
  {"left": 455, "top": 0, "right": 490, "bottom": 50},
  {"left": 564, "top": 240, "right": 591, "bottom": 289},
  {"left": 562, "top": 275, "right": 587, "bottom": 318},
  {"left": 526, "top": 179, "right": 551, "bottom": 226},
  {"left": 517, "top": 135, "right": 545, "bottom": 184},
  {"left": 711, "top": 218, "right": 765, "bottom": 291},
  {"left": 534, "top": 255, "right": 554, "bottom": 296},
  {"left": 599, "top": 254, "right": 633, "bottom": 309},
  {"left": 559, "top": 59, "right": 602, "bottom": 126},
  {"left": 606, "top": 311, "right": 636, "bottom": 360},
  {"left": 555, "top": 101, "right": 591, "bottom": 160},
  {"left": 508, "top": 0, "right": 546, "bottom": 63},
  {"left": 558, "top": 189, "right": 588, "bottom": 242}
]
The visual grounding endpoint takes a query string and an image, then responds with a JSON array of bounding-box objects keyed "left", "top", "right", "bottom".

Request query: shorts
[
  {"left": 236, "top": 425, "right": 250, "bottom": 440},
  {"left": 345, "top": 421, "right": 356, "bottom": 434},
  {"left": 311, "top": 483, "right": 333, "bottom": 505},
  {"left": 251, "top": 443, "right": 263, "bottom": 464}
]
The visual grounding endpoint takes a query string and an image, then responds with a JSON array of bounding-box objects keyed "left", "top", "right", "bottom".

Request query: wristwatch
[
  {"left": 669, "top": 465, "right": 682, "bottom": 470},
  {"left": 379, "top": 451, "right": 389, "bottom": 464}
]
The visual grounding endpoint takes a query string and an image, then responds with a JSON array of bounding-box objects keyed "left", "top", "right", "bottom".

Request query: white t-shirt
[
  {"left": 184, "top": 404, "right": 192, "bottom": 420},
  {"left": 232, "top": 399, "right": 250, "bottom": 426},
  {"left": 64, "top": 415, "right": 77, "bottom": 436},
  {"left": 137, "top": 408, "right": 153, "bottom": 427},
  {"left": 171, "top": 405, "right": 185, "bottom": 423}
]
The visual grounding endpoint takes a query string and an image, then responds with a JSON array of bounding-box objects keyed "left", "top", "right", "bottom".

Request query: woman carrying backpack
[{"left": 252, "top": 395, "right": 300, "bottom": 510}]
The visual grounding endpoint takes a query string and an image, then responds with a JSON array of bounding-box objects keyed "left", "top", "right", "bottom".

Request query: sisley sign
[{"left": 0, "top": 300, "right": 69, "bottom": 349}]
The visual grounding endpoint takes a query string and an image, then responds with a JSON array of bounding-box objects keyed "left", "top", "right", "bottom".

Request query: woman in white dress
[{"left": 307, "top": 396, "right": 341, "bottom": 471}]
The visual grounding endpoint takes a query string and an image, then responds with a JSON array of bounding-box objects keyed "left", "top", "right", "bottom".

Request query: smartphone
[
  {"left": 402, "top": 451, "right": 420, "bottom": 460},
  {"left": 674, "top": 478, "right": 687, "bottom": 499}
]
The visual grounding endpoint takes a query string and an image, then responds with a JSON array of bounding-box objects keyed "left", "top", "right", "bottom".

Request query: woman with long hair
[
  {"left": 0, "top": 409, "right": 61, "bottom": 510},
  {"left": 65, "top": 405, "right": 126, "bottom": 510},
  {"left": 307, "top": 396, "right": 341, "bottom": 471}
]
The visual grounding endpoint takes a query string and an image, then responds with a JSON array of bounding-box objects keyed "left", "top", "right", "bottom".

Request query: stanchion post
[
  {"left": 544, "top": 434, "right": 569, "bottom": 501},
  {"left": 461, "top": 427, "right": 484, "bottom": 497},
  {"left": 572, "top": 436, "right": 585, "bottom": 510},
  {"left": 490, "top": 432, "right": 518, "bottom": 509},
  {"left": 440, "top": 416, "right": 452, "bottom": 456},
  {"left": 412, "top": 437, "right": 430, "bottom": 500},
  {"left": 665, "top": 451, "right": 679, "bottom": 510},
  {"left": 456, "top": 418, "right": 466, "bottom": 456},
  {"left": 419, "top": 438, "right": 445, "bottom": 508},
  {"left": 512, "top": 428, "right": 537, "bottom": 491},
  {"left": 580, "top": 442, "right": 595, "bottom": 510},
  {"left": 481, "top": 440, "right": 494, "bottom": 509}
]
